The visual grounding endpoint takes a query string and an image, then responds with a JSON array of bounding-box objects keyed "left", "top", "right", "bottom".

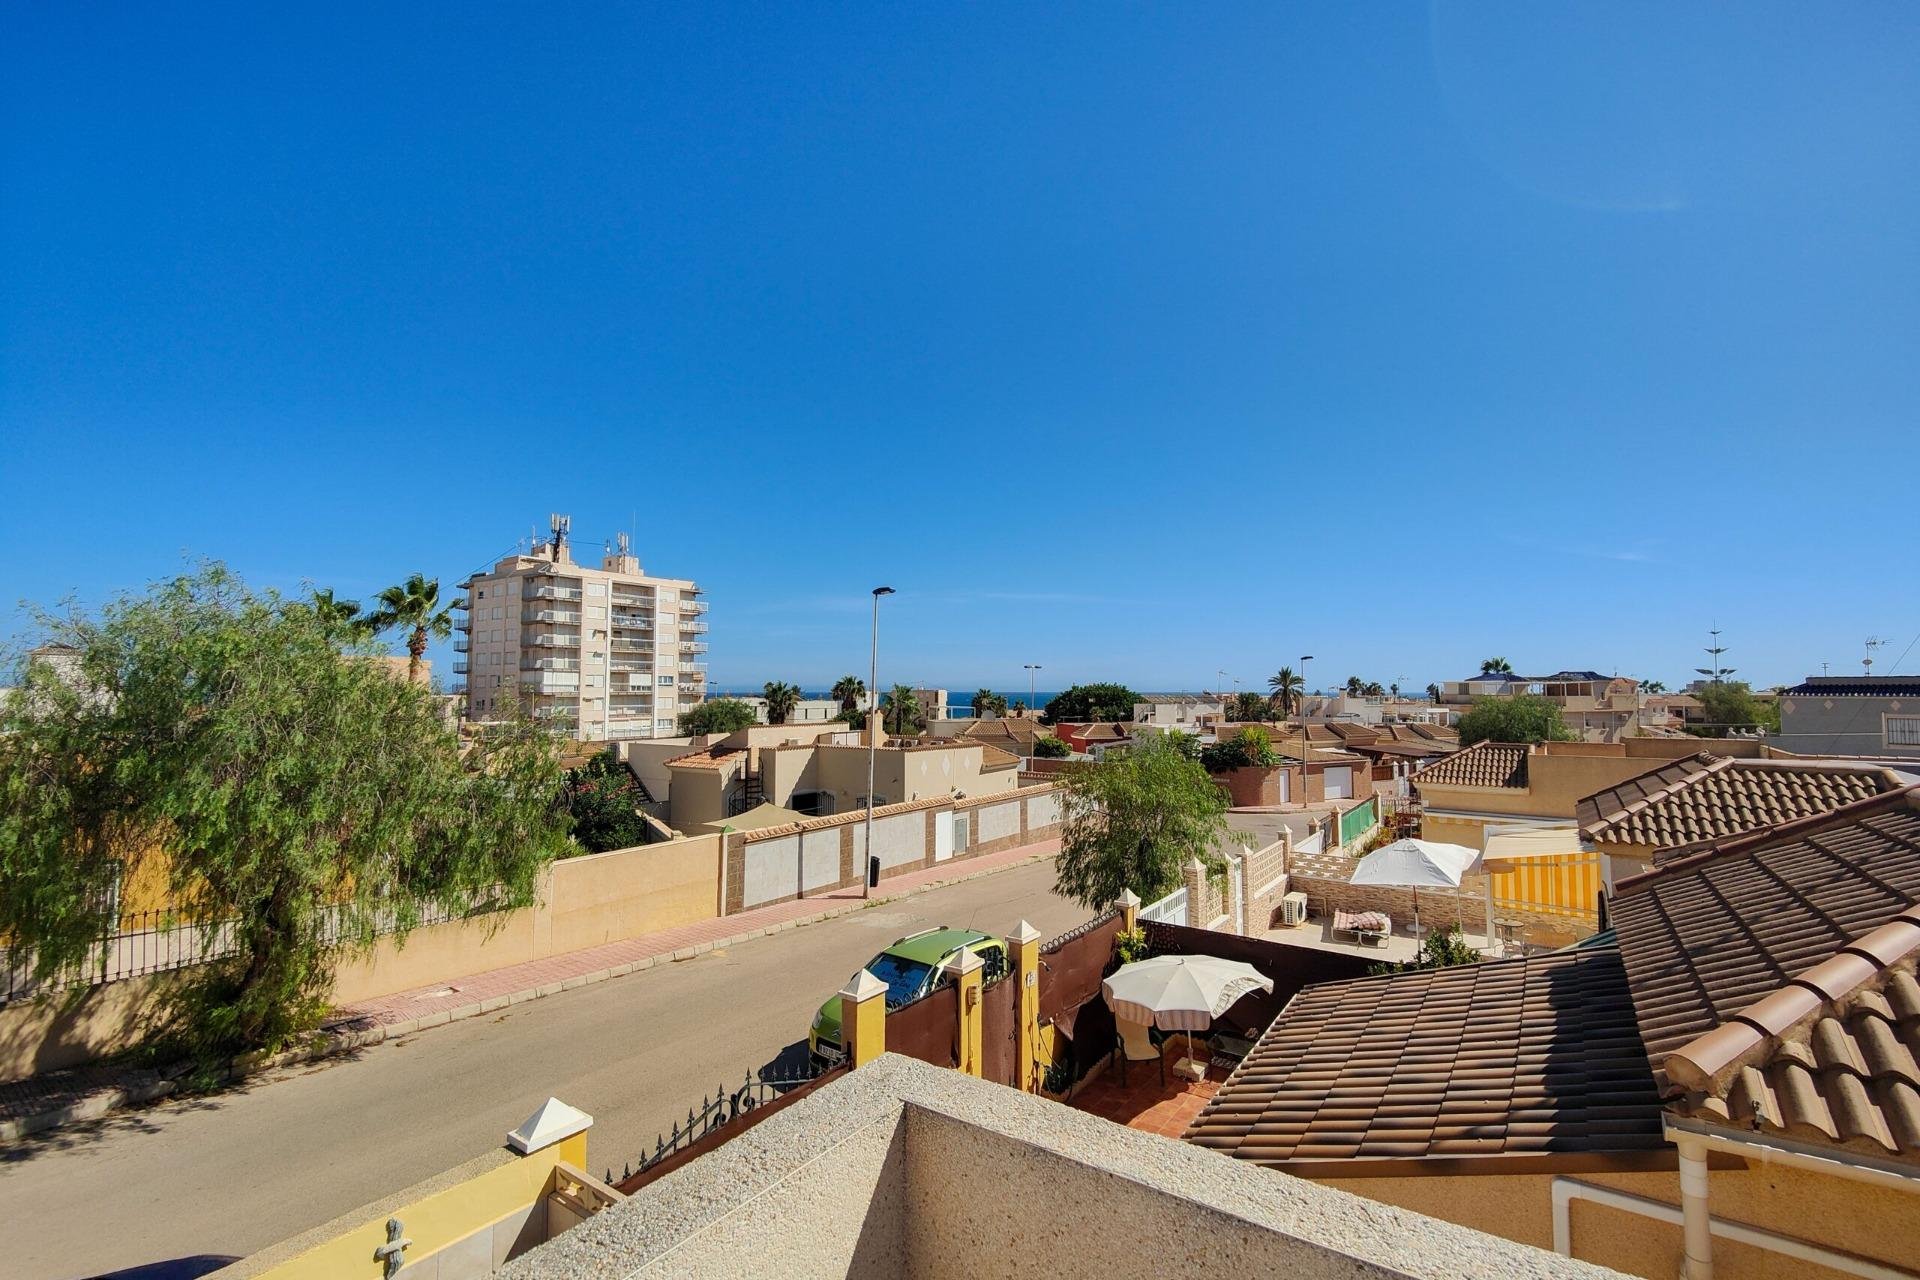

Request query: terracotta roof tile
[
  {"left": 1183, "top": 944, "right": 1667, "bottom": 1167},
  {"left": 1578, "top": 755, "right": 1905, "bottom": 853},
  {"left": 663, "top": 747, "right": 745, "bottom": 771},
  {"left": 1611, "top": 788, "right": 1920, "bottom": 1117},
  {"left": 1410, "top": 741, "right": 1530, "bottom": 789}
]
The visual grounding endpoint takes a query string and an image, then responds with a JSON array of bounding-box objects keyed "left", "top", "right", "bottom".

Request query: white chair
[{"left": 1115, "top": 1018, "right": 1165, "bottom": 1087}]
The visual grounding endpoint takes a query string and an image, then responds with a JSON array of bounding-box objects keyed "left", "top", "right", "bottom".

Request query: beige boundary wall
[
  {"left": 1, "top": 789, "right": 1066, "bottom": 1082},
  {"left": 726, "top": 783, "right": 1062, "bottom": 914},
  {"left": 0, "top": 835, "right": 726, "bottom": 1082}
]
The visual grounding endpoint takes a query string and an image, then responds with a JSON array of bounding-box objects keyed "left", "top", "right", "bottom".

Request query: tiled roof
[
  {"left": 1075, "top": 722, "right": 1130, "bottom": 742},
  {"left": 1410, "top": 741, "right": 1530, "bottom": 789},
  {"left": 1578, "top": 755, "right": 1905, "bottom": 853},
  {"left": 1611, "top": 788, "right": 1920, "bottom": 1099},
  {"left": 1183, "top": 944, "right": 1667, "bottom": 1167},
  {"left": 976, "top": 744, "right": 1020, "bottom": 771},
  {"left": 1783, "top": 678, "right": 1920, "bottom": 699},
  {"left": 1663, "top": 913, "right": 1920, "bottom": 1160}
]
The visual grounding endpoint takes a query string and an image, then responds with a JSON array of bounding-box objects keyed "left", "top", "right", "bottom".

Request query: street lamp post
[
  {"left": 864, "top": 587, "right": 895, "bottom": 899},
  {"left": 1024, "top": 663, "right": 1042, "bottom": 715},
  {"left": 1299, "top": 655, "right": 1314, "bottom": 722}
]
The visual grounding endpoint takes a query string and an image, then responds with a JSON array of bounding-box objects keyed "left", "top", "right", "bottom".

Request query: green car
[{"left": 809, "top": 927, "right": 1009, "bottom": 1067}]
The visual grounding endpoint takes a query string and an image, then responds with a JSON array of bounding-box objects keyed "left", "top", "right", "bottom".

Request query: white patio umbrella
[
  {"left": 1102, "top": 954, "right": 1274, "bottom": 1065},
  {"left": 1348, "top": 838, "right": 1479, "bottom": 938}
]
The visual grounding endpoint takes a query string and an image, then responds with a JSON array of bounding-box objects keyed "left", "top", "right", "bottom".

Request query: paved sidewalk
[{"left": 0, "top": 837, "right": 1059, "bottom": 1141}]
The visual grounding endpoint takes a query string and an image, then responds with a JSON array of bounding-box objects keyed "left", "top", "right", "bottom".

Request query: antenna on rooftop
[
  {"left": 615, "top": 531, "right": 631, "bottom": 558},
  {"left": 1865, "top": 637, "right": 1887, "bottom": 675},
  {"left": 548, "top": 513, "right": 571, "bottom": 561},
  {"left": 1695, "top": 628, "right": 1735, "bottom": 685}
]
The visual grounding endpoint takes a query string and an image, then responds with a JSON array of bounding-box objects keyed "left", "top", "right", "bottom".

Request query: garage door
[{"left": 1323, "top": 766, "right": 1353, "bottom": 800}]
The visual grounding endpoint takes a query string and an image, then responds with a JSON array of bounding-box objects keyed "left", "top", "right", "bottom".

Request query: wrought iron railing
[
  {"left": 0, "top": 893, "right": 483, "bottom": 1007},
  {"left": 609, "top": 1061, "right": 836, "bottom": 1185}
]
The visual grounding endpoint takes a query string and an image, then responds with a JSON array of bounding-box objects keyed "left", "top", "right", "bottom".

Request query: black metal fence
[
  {"left": 610, "top": 1059, "right": 841, "bottom": 1190},
  {"left": 0, "top": 894, "right": 477, "bottom": 1007}
]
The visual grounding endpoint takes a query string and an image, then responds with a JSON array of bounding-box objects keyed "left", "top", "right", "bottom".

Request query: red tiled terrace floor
[{"left": 1067, "top": 1039, "right": 1228, "bottom": 1138}]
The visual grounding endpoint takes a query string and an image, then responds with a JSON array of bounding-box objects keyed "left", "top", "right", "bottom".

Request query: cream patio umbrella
[
  {"left": 1348, "top": 837, "right": 1479, "bottom": 939},
  {"left": 1102, "top": 954, "right": 1274, "bottom": 1069}
]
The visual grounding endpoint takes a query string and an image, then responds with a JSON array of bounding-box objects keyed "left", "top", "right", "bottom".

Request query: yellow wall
[
  {"left": 253, "top": 1133, "right": 586, "bottom": 1280},
  {"left": 1316, "top": 1159, "right": 1920, "bottom": 1280},
  {"left": 330, "top": 835, "right": 722, "bottom": 1006}
]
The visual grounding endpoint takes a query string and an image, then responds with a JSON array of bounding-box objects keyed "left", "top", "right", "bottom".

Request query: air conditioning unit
[{"left": 1279, "top": 892, "right": 1309, "bottom": 928}]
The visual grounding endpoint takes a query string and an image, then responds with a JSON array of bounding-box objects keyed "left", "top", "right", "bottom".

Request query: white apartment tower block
[{"left": 456, "top": 516, "right": 707, "bottom": 741}]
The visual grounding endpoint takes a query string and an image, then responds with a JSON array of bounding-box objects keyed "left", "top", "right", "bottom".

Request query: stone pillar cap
[
  {"left": 942, "top": 948, "right": 985, "bottom": 976},
  {"left": 1117, "top": 889, "right": 1142, "bottom": 910},
  {"left": 507, "top": 1097, "right": 593, "bottom": 1154},
  {"left": 1008, "top": 920, "right": 1042, "bottom": 945},
  {"left": 840, "top": 969, "right": 889, "bottom": 1003}
]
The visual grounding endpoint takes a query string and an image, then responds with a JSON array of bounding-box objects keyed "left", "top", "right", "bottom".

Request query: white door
[
  {"left": 934, "top": 813, "right": 955, "bottom": 862},
  {"left": 1324, "top": 766, "right": 1353, "bottom": 800},
  {"left": 1278, "top": 770, "right": 1291, "bottom": 804}
]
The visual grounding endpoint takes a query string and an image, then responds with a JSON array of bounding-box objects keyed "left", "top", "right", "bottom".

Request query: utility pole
[
  {"left": 1024, "top": 663, "right": 1042, "bottom": 714},
  {"left": 864, "top": 587, "right": 895, "bottom": 899}
]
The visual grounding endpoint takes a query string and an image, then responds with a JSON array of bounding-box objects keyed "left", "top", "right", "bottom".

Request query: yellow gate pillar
[
  {"left": 1009, "top": 920, "right": 1042, "bottom": 1092},
  {"left": 943, "top": 948, "right": 985, "bottom": 1078},
  {"left": 1118, "top": 888, "right": 1141, "bottom": 931},
  {"left": 839, "top": 969, "right": 888, "bottom": 1068}
]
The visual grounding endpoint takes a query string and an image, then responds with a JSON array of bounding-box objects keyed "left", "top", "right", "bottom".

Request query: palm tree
[
  {"left": 1642, "top": 679, "right": 1668, "bottom": 694},
  {"left": 1426, "top": 682, "right": 1441, "bottom": 702},
  {"left": 880, "top": 684, "right": 922, "bottom": 735},
  {"left": 1389, "top": 682, "right": 1401, "bottom": 698},
  {"left": 831, "top": 674, "right": 866, "bottom": 715},
  {"left": 1363, "top": 681, "right": 1385, "bottom": 698},
  {"left": 1266, "top": 667, "right": 1304, "bottom": 718},
  {"left": 762, "top": 681, "right": 801, "bottom": 725},
  {"left": 1480, "top": 657, "right": 1513, "bottom": 675},
  {"left": 309, "top": 588, "right": 368, "bottom": 643},
  {"left": 369, "top": 573, "right": 456, "bottom": 684},
  {"left": 1344, "top": 675, "right": 1365, "bottom": 697},
  {"left": 971, "top": 688, "right": 1006, "bottom": 718}
]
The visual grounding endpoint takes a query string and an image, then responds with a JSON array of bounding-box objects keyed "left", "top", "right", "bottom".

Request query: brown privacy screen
[
  {"left": 1037, "top": 909, "right": 1123, "bottom": 1026},
  {"left": 1138, "top": 921, "right": 1375, "bottom": 1038},
  {"left": 887, "top": 983, "right": 960, "bottom": 1069},
  {"left": 1037, "top": 908, "right": 1124, "bottom": 1081},
  {"left": 979, "top": 971, "right": 1019, "bottom": 1087}
]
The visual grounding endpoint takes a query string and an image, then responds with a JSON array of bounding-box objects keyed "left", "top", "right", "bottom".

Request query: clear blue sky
[{"left": 4, "top": 3, "right": 1915, "bottom": 695}]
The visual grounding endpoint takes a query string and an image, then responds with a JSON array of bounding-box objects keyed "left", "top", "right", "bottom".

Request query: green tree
[
  {"left": 1265, "top": 667, "right": 1304, "bottom": 717},
  {"left": 880, "top": 684, "right": 923, "bottom": 735},
  {"left": 308, "top": 588, "right": 370, "bottom": 643},
  {"left": 1227, "top": 690, "right": 1268, "bottom": 722},
  {"left": 369, "top": 573, "right": 456, "bottom": 684},
  {"left": 762, "top": 681, "right": 801, "bottom": 726},
  {"left": 679, "top": 698, "right": 759, "bottom": 735},
  {"left": 1052, "top": 735, "right": 1237, "bottom": 909},
  {"left": 1457, "top": 693, "right": 1576, "bottom": 746},
  {"left": 971, "top": 688, "right": 1008, "bottom": 717},
  {"left": 1161, "top": 729, "right": 1201, "bottom": 761},
  {"left": 1344, "top": 675, "right": 1365, "bottom": 697},
  {"left": 1689, "top": 681, "right": 1778, "bottom": 738},
  {"left": 831, "top": 674, "right": 865, "bottom": 715},
  {"left": 0, "top": 566, "right": 569, "bottom": 1058},
  {"left": 1033, "top": 735, "right": 1072, "bottom": 759},
  {"left": 1363, "top": 681, "right": 1385, "bottom": 697},
  {"left": 1641, "top": 679, "right": 1668, "bottom": 694},
  {"left": 1480, "top": 657, "right": 1514, "bottom": 675},
  {"left": 565, "top": 750, "right": 650, "bottom": 853},
  {"left": 1200, "top": 725, "right": 1282, "bottom": 772},
  {"left": 1040, "top": 682, "right": 1141, "bottom": 725},
  {"left": 1426, "top": 682, "right": 1441, "bottom": 701}
]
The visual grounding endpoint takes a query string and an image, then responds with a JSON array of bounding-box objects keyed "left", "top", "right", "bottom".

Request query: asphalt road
[{"left": 2, "top": 859, "right": 1089, "bottom": 1280}]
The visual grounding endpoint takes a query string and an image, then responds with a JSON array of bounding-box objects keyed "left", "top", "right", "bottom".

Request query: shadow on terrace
[{"left": 1047, "top": 917, "right": 1376, "bottom": 1136}]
